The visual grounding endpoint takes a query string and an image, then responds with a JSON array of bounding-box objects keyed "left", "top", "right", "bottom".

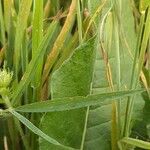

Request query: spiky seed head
[{"left": 0, "top": 69, "right": 13, "bottom": 88}]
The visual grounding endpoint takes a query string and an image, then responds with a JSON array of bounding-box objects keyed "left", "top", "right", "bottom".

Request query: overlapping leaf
[{"left": 39, "top": 37, "right": 96, "bottom": 150}]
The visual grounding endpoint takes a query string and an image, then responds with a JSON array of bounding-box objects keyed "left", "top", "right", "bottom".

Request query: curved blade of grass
[
  {"left": 15, "top": 90, "right": 143, "bottom": 113},
  {"left": 120, "top": 137, "right": 150, "bottom": 150},
  {"left": 11, "top": 21, "right": 58, "bottom": 106},
  {"left": 83, "top": 0, "right": 106, "bottom": 40},
  {"left": 13, "top": 0, "right": 32, "bottom": 81},
  {"left": 53, "top": 17, "right": 93, "bottom": 71},
  {"left": 9, "top": 109, "right": 76, "bottom": 150},
  {"left": 124, "top": 6, "right": 150, "bottom": 137},
  {"left": 42, "top": 0, "right": 77, "bottom": 85}
]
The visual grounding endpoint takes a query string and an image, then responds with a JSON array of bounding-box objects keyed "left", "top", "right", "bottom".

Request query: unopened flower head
[{"left": 0, "top": 69, "right": 13, "bottom": 88}]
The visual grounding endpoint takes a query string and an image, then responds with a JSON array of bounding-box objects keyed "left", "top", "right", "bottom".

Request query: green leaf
[
  {"left": 11, "top": 21, "right": 59, "bottom": 106},
  {"left": 84, "top": 0, "right": 143, "bottom": 149},
  {"left": 15, "top": 90, "right": 143, "bottom": 113},
  {"left": 31, "top": 0, "right": 43, "bottom": 88},
  {"left": 120, "top": 137, "right": 150, "bottom": 150},
  {"left": 9, "top": 109, "right": 75, "bottom": 150},
  {"left": 39, "top": 36, "right": 96, "bottom": 150},
  {"left": 127, "top": 7, "right": 150, "bottom": 141}
]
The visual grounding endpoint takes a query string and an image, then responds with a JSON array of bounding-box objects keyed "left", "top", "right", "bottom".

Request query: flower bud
[{"left": 0, "top": 69, "right": 13, "bottom": 88}]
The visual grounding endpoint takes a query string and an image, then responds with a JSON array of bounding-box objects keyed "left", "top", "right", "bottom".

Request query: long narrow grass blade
[
  {"left": 11, "top": 21, "right": 58, "bottom": 106},
  {"left": 13, "top": 0, "right": 32, "bottom": 81},
  {"left": 120, "top": 137, "right": 150, "bottom": 150},
  {"left": 84, "top": 0, "right": 106, "bottom": 40},
  {"left": 3, "top": 0, "right": 12, "bottom": 32},
  {"left": 15, "top": 90, "right": 143, "bottom": 113},
  {"left": 31, "top": 0, "right": 43, "bottom": 88},
  {"left": 77, "top": 0, "right": 83, "bottom": 43},
  {"left": 124, "top": 6, "right": 150, "bottom": 137},
  {"left": 42, "top": 0, "right": 77, "bottom": 84},
  {"left": 112, "top": 1, "right": 121, "bottom": 148},
  {"left": 0, "top": 0, "right": 6, "bottom": 45},
  {"left": 9, "top": 109, "right": 75, "bottom": 150}
]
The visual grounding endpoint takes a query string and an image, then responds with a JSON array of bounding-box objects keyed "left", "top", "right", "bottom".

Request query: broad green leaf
[
  {"left": 39, "top": 1, "right": 145, "bottom": 150},
  {"left": 39, "top": 36, "right": 96, "bottom": 150},
  {"left": 11, "top": 21, "right": 58, "bottom": 106},
  {"left": 120, "top": 137, "right": 150, "bottom": 149},
  {"left": 15, "top": 90, "right": 143, "bottom": 113},
  {"left": 9, "top": 109, "right": 75, "bottom": 150}
]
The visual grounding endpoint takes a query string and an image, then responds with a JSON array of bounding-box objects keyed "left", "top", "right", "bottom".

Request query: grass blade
[
  {"left": 31, "top": 0, "right": 43, "bottom": 88},
  {"left": 124, "top": 6, "right": 150, "bottom": 137},
  {"left": 42, "top": 0, "right": 77, "bottom": 84},
  {"left": 77, "top": 0, "right": 83, "bottom": 43},
  {"left": 13, "top": 0, "right": 32, "bottom": 81},
  {"left": 11, "top": 21, "right": 58, "bottom": 106},
  {"left": 15, "top": 90, "right": 143, "bottom": 113},
  {"left": 120, "top": 137, "right": 150, "bottom": 149},
  {"left": 3, "top": 0, "right": 12, "bottom": 32},
  {"left": 9, "top": 109, "right": 75, "bottom": 150},
  {"left": 0, "top": 0, "right": 6, "bottom": 45}
]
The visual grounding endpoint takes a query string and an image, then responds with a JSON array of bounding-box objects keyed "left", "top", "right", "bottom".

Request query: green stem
[
  {"left": 80, "top": 107, "right": 89, "bottom": 150},
  {"left": 77, "top": 0, "right": 83, "bottom": 44},
  {"left": 0, "top": 0, "right": 6, "bottom": 45},
  {"left": 124, "top": 7, "right": 150, "bottom": 137},
  {"left": 14, "top": 118, "right": 31, "bottom": 150},
  {"left": 2, "top": 95, "right": 30, "bottom": 149}
]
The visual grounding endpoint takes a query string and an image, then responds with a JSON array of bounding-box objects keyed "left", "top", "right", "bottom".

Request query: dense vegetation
[{"left": 0, "top": 0, "right": 149, "bottom": 149}]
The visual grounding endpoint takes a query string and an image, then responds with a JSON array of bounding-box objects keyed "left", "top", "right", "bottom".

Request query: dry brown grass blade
[{"left": 42, "top": 0, "right": 77, "bottom": 86}]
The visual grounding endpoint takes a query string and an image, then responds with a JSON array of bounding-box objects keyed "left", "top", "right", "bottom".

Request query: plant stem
[
  {"left": 124, "top": 7, "right": 150, "bottom": 137},
  {"left": 80, "top": 107, "right": 89, "bottom": 150},
  {"left": 77, "top": 0, "right": 83, "bottom": 44},
  {"left": 2, "top": 95, "right": 30, "bottom": 149}
]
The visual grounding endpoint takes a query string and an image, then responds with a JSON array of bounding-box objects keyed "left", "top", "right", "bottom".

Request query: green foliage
[
  {"left": 0, "top": 0, "right": 149, "bottom": 150},
  {"left": 40, "top": 36, "right": 96, "bottom": 150},
  {"left": 15, "top": 90, "right": 143, "bottom": 113}
]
